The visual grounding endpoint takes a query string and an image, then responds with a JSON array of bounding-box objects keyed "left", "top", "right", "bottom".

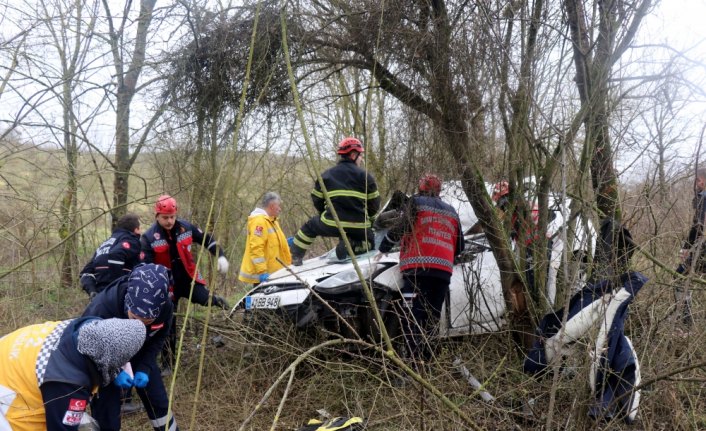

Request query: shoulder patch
[
  {"left": 254, "top": 226, "right": 264, "bottom": 236},
  {"left": 68, "top": 398, "right": 87, "bottom": 412},
  {"left": 122, "top": 241, "right": 131, "bottom": 249}
]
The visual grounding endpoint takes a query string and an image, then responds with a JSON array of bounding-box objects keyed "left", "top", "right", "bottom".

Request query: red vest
[
  {"left": 399, "top": 196, "right": 460, "bottom": 274},
  {"left": 146, "top": 223, "right": 205, "bottom": 285}
]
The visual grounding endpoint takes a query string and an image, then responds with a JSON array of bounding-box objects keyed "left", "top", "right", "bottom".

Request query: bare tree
[{"left": 100, "top": 0, "right": 160, "bottom": 223}]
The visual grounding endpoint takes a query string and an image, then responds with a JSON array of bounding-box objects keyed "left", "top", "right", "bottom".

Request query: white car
[{"left": 232, "top": 182, "right": 594, "bottom": 340}]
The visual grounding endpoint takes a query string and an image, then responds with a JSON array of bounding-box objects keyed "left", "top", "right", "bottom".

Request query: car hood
[{"left": 260, "top": 249, "right": 388, "bottom": 288}]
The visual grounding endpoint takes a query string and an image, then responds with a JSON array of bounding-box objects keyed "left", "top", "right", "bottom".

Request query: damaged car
[{"left": 230, "top": 182, "right": 595, "bottom": 342}]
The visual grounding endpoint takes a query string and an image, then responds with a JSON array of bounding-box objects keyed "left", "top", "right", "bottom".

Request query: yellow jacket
[
  {"left": 239, "top": 208, "right": 292, "bottom": 284},
  {"left": 0, "top": 321, "right": 65, "bottom": 431}
]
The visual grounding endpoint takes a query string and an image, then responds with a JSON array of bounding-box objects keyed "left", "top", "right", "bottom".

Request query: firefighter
[
  {"left": 238, "top": 192, "right": 292, "bottom": 285},
  {"left": 290, "top": 137, "right": 381, "bottom": 266},
  {"left": 140, "top": 195, "right": 229, "bottom": 370},
  {"left": 377, "top": 174, "right": 464, "bottom": 363},
  {"left": 82, "top": 263, "right": 176, "bottom": 431},
  {"left": 79, "top": 213, "right": 142, "bottom": 298},
  {"left": 0, "top": 317, "right": 146, "bottom": 431}
]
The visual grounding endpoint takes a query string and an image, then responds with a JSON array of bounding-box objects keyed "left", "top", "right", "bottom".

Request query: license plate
[{"left": 244, "top": 295, "right": 280, "bottom": 309}]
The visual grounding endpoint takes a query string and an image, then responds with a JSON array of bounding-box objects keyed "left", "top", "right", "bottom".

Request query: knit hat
[
  {"left": 124, "top": 264, "right": 169, "bottom": 320},
  {"left": 76, "top": 318, "right": 146, "bottom": 386}
]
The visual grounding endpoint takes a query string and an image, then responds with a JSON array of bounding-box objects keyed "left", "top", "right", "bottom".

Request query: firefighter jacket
[
  {"left": 523, "top": 271, "right": 648, "bottom": 424},
  {"left": 312, "top": 159, "right": 380, "bottom": 230},
  {"left": 0, "top": 318, "right": 100, "bottom": 431},
  {"left": 79, "top": 228, "right": 141, "bottom": 295},
  {"left": 380, "top": 194, "right": 464, "bottom": 276},
  {"left": 82, "top": 277, "right": 172, "bottom": 377},
  {"left": 238, "top": 208, "right": 292, "bottom": 284},
  {"left": 140, "top": 219, "right": 223, "bottom": 286}
]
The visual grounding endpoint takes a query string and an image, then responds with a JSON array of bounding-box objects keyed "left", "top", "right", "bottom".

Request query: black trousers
[
  {"left": 90, "top": 364, "right": 178, "bottom": 431},
  {"left": 398, "top": 273, "right": 450, "bottom": 363},
  {"left": 291, "top": 215, "right": 373, "bottom": 258}
]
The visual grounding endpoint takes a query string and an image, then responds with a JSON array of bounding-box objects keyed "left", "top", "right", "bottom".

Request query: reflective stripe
[
  {"left": 239, "top": 270, "right": 262, "bottom": 281},
  {"left": 399, "top": 256, "right": 453, "bottom": 271},
  {"left": 293, "top": 238, "right": 311, "bottom": 250},
  {"left": 251, "top": 257, "right": 266, "bottom": 264},
  {"left": 267, "top": 228, "right": 276, "bottom": 234},
  {"left": 322, "top": 190, "right": 371, "bottom": 200},
  {"left": 150, "top": 413, "right": 176, "bottom": 429},
  {"left": 207, "top": 242, "right": 217, "bottom": 250},
  {"left": 416, "top": 204, "right": 458, "bottom": 220},
  {"left": 107, "top": 260, "right": 125, "bottom": 265},
  {"left": 297, "top": 231, "right": 315, "bottom": 242},
  {"left": 312, "top": 189, "right": 379, "bottom": 200},
  {"left": 320, "top": 214, "right": 370, "bottom": 228},
  {"left": 80, "top": 274, "right": 96, "bottom": 280}
]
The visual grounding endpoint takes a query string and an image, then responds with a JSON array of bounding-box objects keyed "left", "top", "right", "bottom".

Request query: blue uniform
[
  {"left": 80, "top": 228, "right": 141, "bottom": 295},
  {"left": 82, "top": 277, "right": 176, "bottom": 431}
]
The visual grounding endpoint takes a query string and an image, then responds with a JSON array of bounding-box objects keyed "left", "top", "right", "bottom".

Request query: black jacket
[
  {"left": 311, "top": 159, "right": 381, "bottom": 229},
  {"left": 82, "top": 276, "right": 173, "bottom": 376},
  {"left": 79, "top": 228, "right": 141, "bottom": 295}
]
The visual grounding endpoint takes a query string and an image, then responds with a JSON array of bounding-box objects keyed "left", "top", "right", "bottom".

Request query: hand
[
  {"left": 114, "top": 370, "right": 134, "bottom": 389},
  {"left": 287, "top": 237, "right": 295, "bottom": 247},
  {"left": 259, "top": 273, "right": 270, "bottom": 283},
  {"left": 373, "top": 251, "right": 386, "bottom": 263},
  {"left": 133, "top": 371, "right": 149, "bottom": 388},
  {"left": 212, "top": 295, "right": 230, "bottom": 310},
  {"left": 217, "top": 256, "right": 229, "bottom": 275}
]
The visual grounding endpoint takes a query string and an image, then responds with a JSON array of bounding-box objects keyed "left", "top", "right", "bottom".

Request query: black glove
[{"left": 211, "top": 295, "right": 230, "bottom": 310}]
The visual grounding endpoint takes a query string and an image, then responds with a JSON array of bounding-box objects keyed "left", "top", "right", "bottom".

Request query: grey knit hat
[{"left": 76, "top": 318, "right": 146, "bottom": 386}]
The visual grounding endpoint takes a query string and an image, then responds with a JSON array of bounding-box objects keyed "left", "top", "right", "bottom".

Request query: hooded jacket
[
  {"left": 238, "top": 208, "right": 292, "bottom": 284},
  {"left": 0, "top": 317, "right": 144, "bottom": 431},
  {"left": 79, "top": 227, "right": 141, "bottom": 295}
]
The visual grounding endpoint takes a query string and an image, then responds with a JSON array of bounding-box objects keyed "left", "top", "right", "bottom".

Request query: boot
[{"left": 290, "top": 243, "right": 305, "bottom": 266}]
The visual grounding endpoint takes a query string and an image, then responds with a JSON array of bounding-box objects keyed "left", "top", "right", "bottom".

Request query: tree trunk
[{"left": 108, "top": 0, "right": 157, "bottom": 225}]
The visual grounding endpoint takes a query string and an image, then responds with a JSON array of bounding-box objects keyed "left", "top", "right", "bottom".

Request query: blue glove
[
  {"left": 114, "top": 370, "right": 134, "bottom": 389},
  {"left": 133, "top": 371, "right": 149, "bottom": 388},
  {"left": 287, "top": 237, "right": 294, "bottom": 247},
  {"left": 259, "top": 273, "right": 270, "bottom": 283}
]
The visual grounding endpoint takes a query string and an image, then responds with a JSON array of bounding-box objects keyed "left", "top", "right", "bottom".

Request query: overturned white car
[{"left": 231, "top": 182, "right": 595, "bottom": 340}]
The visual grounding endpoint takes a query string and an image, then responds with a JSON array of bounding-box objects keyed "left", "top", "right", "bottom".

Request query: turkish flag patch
[
  {"left": 68, "top": 398, "right": 87, "bottom": 411},
  {"left": 254, "top": 226, "right": 264, "bottom": 237},
  {"left": 122, "top": 241, "right": 131, "bottom": 249}
]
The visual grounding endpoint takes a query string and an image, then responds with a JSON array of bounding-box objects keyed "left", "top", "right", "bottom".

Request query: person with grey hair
[
  {"left": 0, "top": 317, "right": 146, "bottom": 430},
  {"left": 239, "top": 191, "right": 292, "bottom": 285}
]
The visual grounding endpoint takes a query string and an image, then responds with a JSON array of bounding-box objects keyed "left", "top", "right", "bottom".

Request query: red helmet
[
  {"left": 418, "top": 174, "right": 442, "bottom": 196},
  {"left": 154, "top": 195, "right": 177, "bottom": 215},
  {"left": 337, "top": 137, "right": 364, "bottom": 155},
  {"left": 491, "top": 181, "right": 509, "bottom": 203}
]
